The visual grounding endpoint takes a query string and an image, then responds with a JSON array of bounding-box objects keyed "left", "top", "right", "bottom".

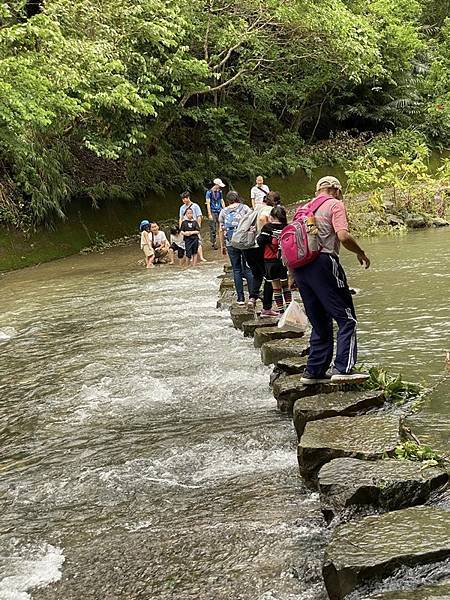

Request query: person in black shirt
[{"left": 180, "top": 207, "right": 200, "bottom": 267}]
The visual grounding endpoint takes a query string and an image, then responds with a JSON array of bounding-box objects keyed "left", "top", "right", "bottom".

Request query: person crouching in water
[
  {"left": 180, "top": 207, "right": 200, "bottom": 266},
  {"left": 140, "top": 220, "right": 155, "bottom": 269},
  {"left": 257, "top": 206, "right": 292, "bottom": 314},
  {"left": 169, "top": 225, "right": 187, "bottom": 266}
]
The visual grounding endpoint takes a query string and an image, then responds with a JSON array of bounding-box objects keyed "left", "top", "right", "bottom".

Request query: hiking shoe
[
  {"left": 236, "top": 300, "right": 246, "bottom": 306},
  {"left": 331, "top": 369, "right": 369, "bottom": 384},
  {"left": 260, "top": 308, "right": 279, "bottom": 318},
  {"left": 300, "top": 370, "right": 331, "bottom": 385}
]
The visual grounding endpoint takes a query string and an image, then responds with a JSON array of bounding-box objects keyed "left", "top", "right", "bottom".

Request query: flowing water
[{"left": 0, "top": 227, "right": 449, "bottom": 599}]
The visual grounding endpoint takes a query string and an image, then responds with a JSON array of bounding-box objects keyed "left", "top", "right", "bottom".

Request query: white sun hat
[{"left": 213, "top": 178, "right": 225, "bottom": 188}]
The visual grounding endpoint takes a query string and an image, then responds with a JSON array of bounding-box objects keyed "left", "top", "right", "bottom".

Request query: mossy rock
[
  {"left": 260, "top": 338, "right": 309, "bottom": 367},
  {"left": 242, "top": 317, "right": 279, "bottom": 337}
]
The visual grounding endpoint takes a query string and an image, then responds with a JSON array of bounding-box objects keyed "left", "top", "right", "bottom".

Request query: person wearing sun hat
[
  {"left": 205, "top": 178, "right": 226, "bottom": 250},
  {"left": 139, "top": 219, "right": 155, "bottom": 269},
  {"left": 293, "top": 175, "right": 371, "bottom": 385}
]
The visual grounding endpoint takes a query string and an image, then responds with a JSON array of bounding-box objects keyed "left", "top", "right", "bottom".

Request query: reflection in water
[{"left": 0, "top": 227, "right": 449, "bottom": 599}]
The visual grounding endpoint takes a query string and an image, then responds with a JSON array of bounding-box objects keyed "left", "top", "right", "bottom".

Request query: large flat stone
[
  {"left": 273, "top": 373, "right": 361, "bottom": 414},
  {"left": 254, "top": 325, "right": 304, "bottom": 348},
  {"left": 229, "top": 304, "right": 255, "bottom": 329},
  {"left": 298, "top": 414, "right": 402, "bottom": 481},
  {"left": 276, "top": 356, "right": 308, "bottom": 374},
  {"left": 260, "top": 338, "right": 309, "bottom": 367},
  {"left": 216, "top": 289, "right": 235, "bottom": 309},
  {"left": 242, "top": 317, "right": 279, "bottom": 337},
  {"left": 293, "top": 390, "right": 385, "bottom": 438},
  {"left": 323, "top": 506, "right": 450, "bottom": 600},
  {"left": 318, "top": 458, "right": 448, "bottom": 523}
]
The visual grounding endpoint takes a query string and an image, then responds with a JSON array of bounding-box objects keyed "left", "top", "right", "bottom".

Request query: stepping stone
[
  {"left": 318, "top": 457, "right": 448, "bottom": 523},
  {"left": 219, "top": 276, "right": 235, "bottom": 291},
  {"left": 273, "top": 373, "right": 361, "bottom": 414},
  {"left": 362, "top": 580, "right": 450, "bottom": 599},
  {"left": 242, "top": 317, "right": 279, "bottom": 337},
  {"left": 216, "top": 289, "right": 235, "bottom": 309},
  {"left": 229, "top": 304, "right": 255, "bottom": 329},
  {"left": 260, "top": 338, "right": 309, "bottom": 367},
  {"left": 293, "top": 390, "right": 385, "bottom": 438},
  {"left": 298, "top": 414, "right": 403, "bottom": 482},
  {"left": 277, "top": 356, "right": 308, "bottom": 375},
  {"left": 322, "top": 506, "right": 450, "bottom": 600},
  {"left": 254, "top": 326, "right": 304, "bottom": 348}
]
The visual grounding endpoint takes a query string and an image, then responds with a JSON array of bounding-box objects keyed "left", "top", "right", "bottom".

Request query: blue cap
[{"left": 140, "top": 219, "right": 150, "bottom": 231}]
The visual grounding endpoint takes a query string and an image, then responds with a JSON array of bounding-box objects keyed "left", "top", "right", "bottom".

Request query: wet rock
[
  {"left": 362, "top": 579, "right": 450, "bottom": 599},
  {"left": 385, "top": 214, "right": 405, "bottom": 226},
  {"left": 405, "top": 214, "right": 427, "bottom": 228},
  {"left": 293, "top": 390, "right": 385, "bottom": 438},
  {"left": 432, "top": 217, "right": 450, "bottom": 228},
  {"left": 216, "top": 289, "right": 235, "bottom": 309},
  {"left": 298, "top": 414, "right": 402, "bottom": 481},
  {"left": 318, "top": 458, "right": 448, "bottom": 523},
  {"left": 260, "top": 338, "right": 309, "bottom": 367},
  {"left": 229, "top": 304, "right": 255, "bottom": 329},
  {"left": 219, "top": 276, "right": 235, "bottom": 291},
  {"left": 254, "top": 326, "right": 304, "bottom": 348},
  {"left": 322, "top": 506, "right": 450, "bottom": 600},
  {"left": 276, "top": 356, "right": 308, "bottom": 375},
  {"left": 273, "top": 373, "right": 361, "bottom": 414},
  {"left": 242, "top": 317, "right": 279, "bottom": 337}
]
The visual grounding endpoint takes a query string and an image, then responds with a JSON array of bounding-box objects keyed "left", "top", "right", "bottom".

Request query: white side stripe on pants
[
  {"left": 345, "top": 307, "right": 357, "bottom": 372},
  {"left": 330, "top": 256, "right": 345, "bottom": 288}
]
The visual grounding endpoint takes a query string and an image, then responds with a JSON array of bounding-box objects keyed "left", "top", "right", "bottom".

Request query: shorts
[
  {"left": 142, "top": 244, "right": 154, "bottom": 258},
  {"left": 170, "top": 242, "right": 185, "bottom": 259},
  {"left": 264, "top": 259, "right": 288, "bottom": 282}
]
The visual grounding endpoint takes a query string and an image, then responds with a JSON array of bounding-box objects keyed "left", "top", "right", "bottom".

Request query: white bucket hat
[
  {"left": 213, "top": 178, "right": 225, "bottom": 188},
  {"left": 316, "top": 176, "right": 342, "bottom": 192}
]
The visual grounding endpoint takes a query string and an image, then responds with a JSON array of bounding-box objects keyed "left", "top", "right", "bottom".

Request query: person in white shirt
[
  {"left": 140, "top": 220, "right": 155, "bottom": 269},
  {"left": 250, "top": 176, "right": 270, "bottom": 208},
  {"left": 150, "top": 222, "right": 170, "bottom": 263}
]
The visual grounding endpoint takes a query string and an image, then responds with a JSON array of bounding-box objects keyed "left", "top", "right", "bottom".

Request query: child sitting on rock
[{"left": 169, "top": 225, "right": 186, "bottom": 265}]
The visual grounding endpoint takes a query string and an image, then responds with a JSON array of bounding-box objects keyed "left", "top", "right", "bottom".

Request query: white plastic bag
[{"left": 278, "top": 300, "right": 308, "bottom": 330}]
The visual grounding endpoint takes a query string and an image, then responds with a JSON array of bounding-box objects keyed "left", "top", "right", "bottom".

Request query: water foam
[{"left": 0, "top": 543, "right": 64, "bottom": 600}]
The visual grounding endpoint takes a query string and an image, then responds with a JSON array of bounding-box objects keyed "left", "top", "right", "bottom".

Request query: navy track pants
[{"left": 293, "top": 253, "right": 357, "bottom": 376}]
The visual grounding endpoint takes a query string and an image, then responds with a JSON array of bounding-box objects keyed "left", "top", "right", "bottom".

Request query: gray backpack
[{"left": 231, "top": 209, "right": 259, "bottom": 250}]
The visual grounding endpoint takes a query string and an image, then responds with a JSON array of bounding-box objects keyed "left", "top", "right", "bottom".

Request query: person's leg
[
  {"left": 294, "top": 270, "right": 334, "bottom": 376},
  {"left": 227, "top": 246, "right": 245, "bottom": 302},
  {"left": 323, "top": 256, "right": 358, "bottom": 374},
  {"left": 295, "top": 253, "right": 358, "bottom": 375},
  {"left": 281, "top": 279, "right": 292, "bottom": 308},
  {"left": 198, "top": 239, "right": 207, "bottom": 262},
  {"left": 168, "top": 247, "right": 175, "bottom": 264},
  {"left": 240, "top": 252, "right": 254, "bottom": 301},
  {"left": 209, "top": 217, "right": 216, "bottom": 246},
  {"left": 242, "top": 248, "right": 262, "bottom": 301},
  {"left": 271, "top": 279, "right": 285, "bottom": 313}
]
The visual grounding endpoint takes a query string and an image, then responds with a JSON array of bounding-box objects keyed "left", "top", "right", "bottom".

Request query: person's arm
[
  {"left": 257, "top": 225, "right": 272, "bottom": 247},
  {"left": 196, "top": 206, "right": 202, "bottom": 227},
  {"left": 336, "top": 230, "right": 370, "bottom": 268},
  {"left": 251, "top": 190, "right": 256, "bottom": 209},
  {"left": 205, "top": 192, "right": 212, "bottom": 220}
]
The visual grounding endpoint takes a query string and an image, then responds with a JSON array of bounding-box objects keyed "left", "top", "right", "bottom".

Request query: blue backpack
[{"left": 224, "top": 205, "right": 246, "bottom": 242}]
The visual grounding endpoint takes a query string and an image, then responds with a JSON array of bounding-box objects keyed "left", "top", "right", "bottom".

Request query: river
[{"left": 0, "top": 227, "right": 449, "bottom": 599}]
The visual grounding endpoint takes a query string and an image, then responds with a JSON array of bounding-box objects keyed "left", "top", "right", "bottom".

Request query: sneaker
[
  {"left": 236, "top": 300, "right": 246, "bottom": 306},
  {"left": 247, "top": 298, "right": 257, "bottom": 309},
  {"left": 260, "top": 308, "right": 279, "bottom": 318},
  {"left": 300, "top": 370, "right": 332, "bottom": 385},
  {"left": 330, "top": 369, "right": 369, "bottom": 384}
]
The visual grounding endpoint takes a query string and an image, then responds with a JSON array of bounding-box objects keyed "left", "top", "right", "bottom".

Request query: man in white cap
[
  {"left": 206, "top": 178, "right": 226, "bottom": 250},
  {"left": 293, "top": 176, "right": 371, "bottom": 384}
]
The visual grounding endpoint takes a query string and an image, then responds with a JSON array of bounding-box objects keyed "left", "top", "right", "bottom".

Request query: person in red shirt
[{"left": 257, "top": 206, "right": 292, "bottom": 314}]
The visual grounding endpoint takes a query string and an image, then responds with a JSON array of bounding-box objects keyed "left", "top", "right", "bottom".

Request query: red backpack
[{"left": 280, "top": 194, "right": 333, "bottom": 269}]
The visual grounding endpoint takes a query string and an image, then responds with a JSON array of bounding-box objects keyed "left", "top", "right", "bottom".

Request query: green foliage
[
  {"left": 362, "top": 366, "right": 424, "bottom": 404},
  {"left": 0, "top": 0, "right": 449, "bottom": 226},
  {"left": 394, "top": 441, "right": 446, "bottom": 467}
]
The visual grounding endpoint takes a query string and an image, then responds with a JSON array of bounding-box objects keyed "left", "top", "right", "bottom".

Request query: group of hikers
[{"left": 139, "top": 174, "right": 371, "bottom": 385}]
